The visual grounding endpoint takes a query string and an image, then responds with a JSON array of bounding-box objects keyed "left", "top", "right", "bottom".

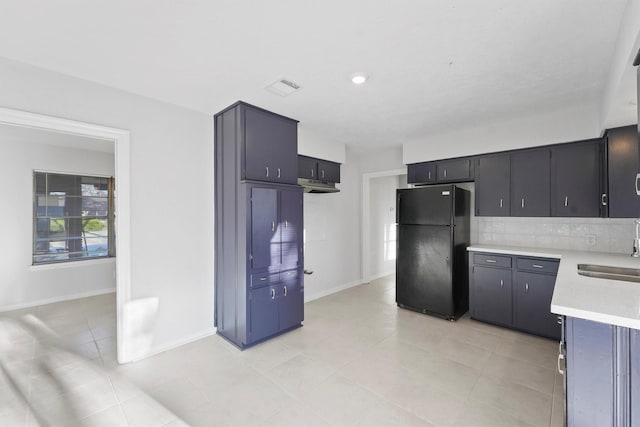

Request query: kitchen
[{"left": 1, "top": 1, "right": 640, "bottom": 426}]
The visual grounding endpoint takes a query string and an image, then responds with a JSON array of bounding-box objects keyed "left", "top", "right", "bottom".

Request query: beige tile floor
[{"left": 0, "top": 275, "right": 564, "bottom": 426}]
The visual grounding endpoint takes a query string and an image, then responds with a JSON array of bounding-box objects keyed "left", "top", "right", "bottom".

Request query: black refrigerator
[{"left": 396, "top": 185, "right": 470, "bottom": 320}]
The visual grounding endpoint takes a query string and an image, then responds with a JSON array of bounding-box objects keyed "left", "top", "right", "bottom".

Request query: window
[{"left": 33, "top": 171, "right": 114, "bottom": 264}]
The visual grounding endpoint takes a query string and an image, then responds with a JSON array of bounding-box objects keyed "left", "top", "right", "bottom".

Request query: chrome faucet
[{"left": 633, "top": 218, "right": 640, "bottom": 258}]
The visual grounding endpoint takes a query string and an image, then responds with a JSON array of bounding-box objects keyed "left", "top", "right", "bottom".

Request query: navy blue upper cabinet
[
  {"left": 475, "top": 154, "right": 510, "bottom": 216},
  {"left": 298, "top": 155, "right": 341, "bottom": 183},
  {"left": 240, "top": 103, "right": 298, "bottom": 184},
  {"left": 407, "top": 162, "right": 437, "bottom": 184},
  {"left": 607, "top": 125, "right": 640, "bottom": 218},
  {"left": 437, "top": 158, "right": 472, "bottom": 182},
  {"left": 551, "top": 140, "right": 603, "bottom": 217},
  {"left": 511, "top": 149, "right": 551, "bottom": 217}
]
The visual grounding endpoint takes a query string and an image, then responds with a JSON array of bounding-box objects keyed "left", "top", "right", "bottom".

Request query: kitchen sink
[{"left": 577, "top": 264, "right": 640, "bottom": 283}]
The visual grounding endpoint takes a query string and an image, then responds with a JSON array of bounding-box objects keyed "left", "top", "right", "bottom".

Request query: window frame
[{"left": 32, "top": 170, "right": 115, "bottom": 265}]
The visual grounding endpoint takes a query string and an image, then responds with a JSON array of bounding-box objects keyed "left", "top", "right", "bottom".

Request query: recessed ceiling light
[{"left": 351, "top": 72, "right": 368, "bottom": 85}]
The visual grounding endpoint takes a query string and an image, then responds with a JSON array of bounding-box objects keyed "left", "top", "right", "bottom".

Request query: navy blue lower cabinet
[
  {"left": 470, "top": 265, "right": 512, "bottom": 327},
  {"left": 632, "top": 328, "right": 640, "bottom": 426},
  {"left": 278, "top": 272, "right": 304, "bottom": 331},
  {"left": 513, "top": 271, "right": 559, "bottom": 340},
  {"left": 565, "top": 317, "right": 616, "bottom": 427},
  {"left": 250, "top": 285, "right": 280, "bottom": 343}
]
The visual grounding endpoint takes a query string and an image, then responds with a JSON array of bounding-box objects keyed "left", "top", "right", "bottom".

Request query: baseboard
[
  {"left": 126, "top": 326, "right": 218, "bottom": 363},
  {"left": 304, "top": 279, "right": 363, "bottom": 303},
  {"left": 0, "top": 288, "right": 116, "bottom": 313}
]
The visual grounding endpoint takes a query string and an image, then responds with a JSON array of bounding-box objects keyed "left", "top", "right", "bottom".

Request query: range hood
[{"left": 298, "top": 178, "right": 340, "bottom": 193}]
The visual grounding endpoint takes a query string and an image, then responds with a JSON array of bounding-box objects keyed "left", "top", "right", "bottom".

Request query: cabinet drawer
[
  {"left": 473, "top": 253, "right": 512, "bottom": 268},
  {"left": 516, "top": 257, "right": 559, "bottom": 274},
  {"left": 280, "top": 268, "right": 300, "bottom": 283},
  {"left": 250, "top": 272, "right": 280, "bottom": 288}
]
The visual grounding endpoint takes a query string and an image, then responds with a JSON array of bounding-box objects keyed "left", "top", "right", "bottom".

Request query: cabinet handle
[
  {"left": 525, "top": 282, "right": 529, "bottom": 293},
  {"left": 444, "top": 169, "right": 447, "bottom": 178},
  {"left": 564, "top": 196, "right": 568, "bottom": 207},
  {"left": 636, "top": 173, "right": 640, "bottom": 196},
  {"left": 283, "top": 286, "right": 287, "bottom": 297},
  {"left": 311, "top": 169, "right": 314, "bottom": 178},
  {"left": 271, "top": 221, "right": 275, "bottom": 232},
  {"left": 277, "top": 168, "right": 281, "bottom": 178},
  {"left": 265, "top": 166, "right": 269, "bottom": 177},
  {"left": 532, "top": 264, "right": 543, "bottom": 269},
  {"left": 321, "top": 170, "right": 325, "bottom": 179},
  {"left": 285, "top": 220, "right": 288, "bottom": 229},
  {"left": 500, "top": 279, "right": 504, "bottom": 288},
  {"left": 557, "top": 352, "right": 565, "bottom": 375},
  {"left": 428, "top": 171, "right": 431, "bottom": 180},
  {"left": 260, "top": 277, "right": 267, "bottom": 281},
  {"left": 485, "top": 259, "right": 497, "bottom": 263},
  {"left": 499, "top": 198, "right": 503, "bottom": 208},
  {"left": 601, "top": 193, "right": 607, "bottom": 206},
  {"left": 521, "top": 198, "right": 525, "bottom": 209},
  {"left": 271, "top": 288, "right": 276, "bottom": 300}
]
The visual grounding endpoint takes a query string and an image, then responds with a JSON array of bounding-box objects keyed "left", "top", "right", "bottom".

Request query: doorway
[{"left": 0, "top": 107, "right": 131, "bottom": 363}]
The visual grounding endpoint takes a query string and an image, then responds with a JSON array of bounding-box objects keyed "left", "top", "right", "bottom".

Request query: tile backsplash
[{"left": 474, "top": 217, "right": 637, "bottom": 255}]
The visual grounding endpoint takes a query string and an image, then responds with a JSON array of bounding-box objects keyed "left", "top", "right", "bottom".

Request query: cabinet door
[
  {"left": 470, "top": 266, "right": 512, "bottom": 327},
  {"left": 475, "top": 154, "right": 510, "bottom": 216},
  {"left": 513, "top": 271, "right": 559, "bottom": 339},
  {"left": 250, "top": 187, "right": 280, "bottom": 270},
  {"left": 280, "top": 188, "right": 303, "bottom": 269},
  {"left": 437, "top": 158, "right": 471, "bottom": 182},
  {"left": 566, "top": 317, "right": 615, "bottom": 427},
  {"left": 407, "top": 162, "right": 437, "bottom": 184},
  {"left": 279, "top": 270, "right": 303, "bottom": 331},
  {"left": 317, "top": 159, "right": 340, "bottom": 183},
  {"left": 631, "top": 327, "right": 640, "bottom": 425},
  {"left": 551, "top": 141, "right": 602, "bottom": 217},
  {"left": 244, "top": 107, "right": 297, "bottom": 184},
  {"left": 298, "top": 155, "right": 317, "bottom": 180},
  {"left": 250, "top": 285, "right": 279, "bottom": 343},
  {"left": 608, "top": 126, "right": 640, "bottom": 218},
  {"left": 511, "top": 149, "right": 551, "bottom": 217}
]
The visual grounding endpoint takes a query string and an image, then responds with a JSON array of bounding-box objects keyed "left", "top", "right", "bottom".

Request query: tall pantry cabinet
[{"left": 214, "top": 101, "right": 304, "bottom": 348}]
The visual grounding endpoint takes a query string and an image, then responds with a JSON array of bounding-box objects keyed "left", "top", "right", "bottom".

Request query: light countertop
[{"left": 468, "top": 244, "right": 640, "bottom": 330}]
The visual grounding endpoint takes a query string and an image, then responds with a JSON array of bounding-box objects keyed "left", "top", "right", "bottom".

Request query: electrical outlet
[{"left": 586, "top": 234, "right": 597, "bottom": 246}]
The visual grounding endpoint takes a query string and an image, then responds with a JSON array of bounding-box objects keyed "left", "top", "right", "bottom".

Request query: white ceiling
[{"left": 0, "top": 0, "right": 634, "bottom": 152}]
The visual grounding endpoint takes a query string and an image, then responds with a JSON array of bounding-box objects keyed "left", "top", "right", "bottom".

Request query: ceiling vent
[{"left": 265, "top": 78, "right": 302, "bottom": 97}]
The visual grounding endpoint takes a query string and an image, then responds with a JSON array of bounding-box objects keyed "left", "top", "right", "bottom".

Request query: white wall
[
  {"left": 0, "top": 58, "right": 214, "bottom": 356},
  {"left": 0, "top": 139, "right": 115, "bottom": 310},
  {"left": 298, "top": 125, "right": 346, "bottom": 164},
  {"left": 403, "top": 104, "right": 602, "bottom": 163}
]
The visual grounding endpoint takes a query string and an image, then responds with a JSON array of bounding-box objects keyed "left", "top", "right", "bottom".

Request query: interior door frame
[
  {"left": 361, "top": 168, "right": 406, "bottom": 283},
  {"left": 0, "top": 107, "right": 132, "bottom": 364}
]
